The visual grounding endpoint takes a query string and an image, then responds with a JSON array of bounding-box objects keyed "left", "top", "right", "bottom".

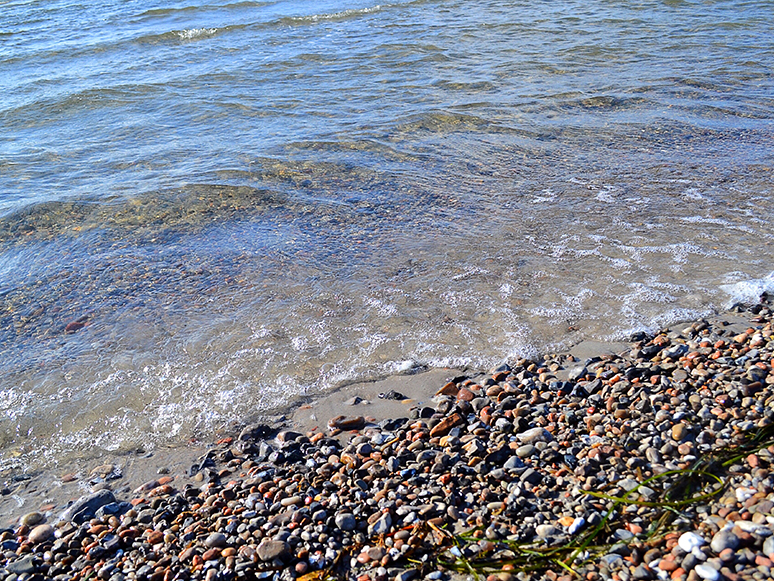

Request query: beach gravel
[{"left": 2, "top": 302, "right": 774, "bottom": 581}]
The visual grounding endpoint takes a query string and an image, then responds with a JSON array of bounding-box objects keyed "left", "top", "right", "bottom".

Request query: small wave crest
[
  {"left": 281, "top": 4, "right": 386, "bottom": 25},
  {"left": 135, "top": 27, "right": 226, "bottom": 45},
  {"left": 176, "top": 27, "right": 219, "bottom": 40}
]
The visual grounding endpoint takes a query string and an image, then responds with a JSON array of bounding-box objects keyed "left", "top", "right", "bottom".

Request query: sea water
[{"left": 1, "top": 0, "right": 773, "bottom": 473}]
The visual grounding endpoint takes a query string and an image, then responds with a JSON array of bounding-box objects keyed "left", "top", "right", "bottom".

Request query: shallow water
[{"left": 1, "top": 0, "right": 773, "bottom": 474}]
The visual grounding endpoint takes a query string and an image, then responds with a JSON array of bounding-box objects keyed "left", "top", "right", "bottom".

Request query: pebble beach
[{"left": 3, "top": 299, "right": 774, "bottom": 581}]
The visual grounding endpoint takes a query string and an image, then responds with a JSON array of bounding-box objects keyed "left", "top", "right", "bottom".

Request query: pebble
[
  {"left": 517, "top": 427, "right": 552, "bottom": 444},
  {"left": 710, "top": 529, "right": 739, "bottom": 553},
  {"left": 678, "top": 531, "right": 706, "bottom": 553},
  {"left": 335, "top": 512, "right": 357, "bottom": 531},
  {"left": 370, "top": 512, "right": 392, "bottom": 535},
  {"left": 257, "top": 539, "right": 290, "bottom": 561},
  {"left": 535, "top": 524, "right": 558, "bottom": 539},
  {"left": 28, "top": 524, "right": 54, "bottom": 544},
  {"left": 19, "top": 512, "right": 44, "bottom": 527},
  {"left": 205, "top": 532, "right": 228, "bottom": 548},
  {"left": 694, "top": 563, "right": 720, "bottom": 581}
]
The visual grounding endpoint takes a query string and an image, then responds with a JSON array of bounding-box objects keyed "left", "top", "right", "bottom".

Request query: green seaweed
[{"left": 433, "top": 421, "right": 774, "bottom": 578}]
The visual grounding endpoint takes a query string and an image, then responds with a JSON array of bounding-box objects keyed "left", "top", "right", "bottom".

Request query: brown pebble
[
  {"left": 756, "top": 555, "right": 773, "bottom": 567},
  {"left": 429, "top": 413, "right": 463, "bottom": 437},
  {"left": 28, "top": 524, "right": 55, "bottom": 544},
  {"left": 671, "top": 423, "right": 687, "bottom": 442},
  {"left": 457, "top": 387, "right": 475, "bottom": 402},
  {"left": 436, "top": 381, "right": 459, "bottom": 396},
  {"left": 658, "top": 558, "right": 678, "bottom": 572},
  {"left": 327, "top": 415, "right": 365, "bottom": 431}
]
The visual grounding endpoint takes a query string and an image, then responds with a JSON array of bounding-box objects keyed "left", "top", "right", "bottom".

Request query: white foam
[
  {"left": 681, "top": 188, "right": 707, "bottom": 201},
  {"left": 531, "top": 188, "right": 557, "bottom": 203},
  {"left": 364, "top": 296, "right": 398, "bottom": 316},
  {"left": 177, "top": 28, "right": 217, "bottom": 40},
  {"left": 719, "top": 271, "right": 774, "bottom": 308},
  {"left": 385, "top": 359, "right": 418, "bottom": 374}
]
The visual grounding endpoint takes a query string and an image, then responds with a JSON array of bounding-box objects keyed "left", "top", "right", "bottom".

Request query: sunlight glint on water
[{"left": 0, "top": 0, "right": 772, "bottom": 472}]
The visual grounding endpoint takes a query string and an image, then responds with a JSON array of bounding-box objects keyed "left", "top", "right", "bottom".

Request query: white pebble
[
  {"left": 678, "top": 531, "right": 706, "bottom": 553},
  {"left": 735, "top": 486, "right": 756, "bottom": 502},
  {"left": 694, "top": 563, "right": 720, "bottom": 581}
]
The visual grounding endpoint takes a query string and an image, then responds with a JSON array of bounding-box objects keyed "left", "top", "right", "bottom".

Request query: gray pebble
[
  {"left": 763, "top": 535, "right": 774, "bottom": 557},
  {"left": 370, "top": 512, "right": 392, "bottom": 535},
  {"left": 517, "top": 427, "right": 553, "bottom": 444},
  {"left": 710, "top": 529, "right": 739, "bottom": 553},
  {"left": 257, "top": 538, "right": 290, "bottom": 561},
  {"left": 335, "top": 512, "right": 357, "bottom": 531},
  {"left": 205, "top": 532, "right": 228, "bottom": 548}
]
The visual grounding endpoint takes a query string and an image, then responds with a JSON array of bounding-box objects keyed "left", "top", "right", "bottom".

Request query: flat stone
[
  {"left": 257, "top": 539, "right": 290, "bottom": 562},
  {"left": 394, "top": 570, "right": 418, "bottom": 581},
  {"left": 517, "top": 427, "right": 553, "bottom": 444},
  {"left": 58, "top": 489, "right": 116, "bottom": 524},
  {"left": 328, "top": 416, "right": 366, "bottom": 431},
  {"left": 520, "top": 467, "right": 543, "bottom": 485},
  {"left": 7, "top": 555, "right": 36, "bottom": 575},
  {"left": 568, "top": 366, "right": 587, "bottom": 381},
  {"left": 429, "top": 413, "right": 464, "bottom": 437},
  {"left": 600, "top": 553, "right": 623, "bottom": 567},
  {"left": 276, "top": 430, "right": 302, "bottom": 443},
  {"left": 205, "top": 532, "right": 228, "bottom": 548},
  {"left": 535, "top": 524, "right": 558, "bottom": 539},
  {"left": 618, "top": 478, "right": 640, "bottom": 492},
  {"left": 369, "top": 512, "right": 392, "bottom": 536},
  {"left": 632, "top": 564, "right": 655, "bottom": 580},
  {"left": 20, "top": 512, "right": 44, "bottom": 526}
]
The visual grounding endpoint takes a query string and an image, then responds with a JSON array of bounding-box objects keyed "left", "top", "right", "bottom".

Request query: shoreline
[{"left": 1, "top": 303, "right": 773, "bottom": 581}]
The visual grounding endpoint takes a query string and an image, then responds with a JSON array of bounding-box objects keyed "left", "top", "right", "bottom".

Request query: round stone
[
  {"left": 28, "top": 524, "right": 55, "bottom": 544},
  {"left": 335, "top": 512, "right": 357, "bottom": 531},
  {"left": 710, "top": 529, "right": 739, "bottom": 554},
  {"left": 535, "top": 524, "right": 558, "bottom": 539}
]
